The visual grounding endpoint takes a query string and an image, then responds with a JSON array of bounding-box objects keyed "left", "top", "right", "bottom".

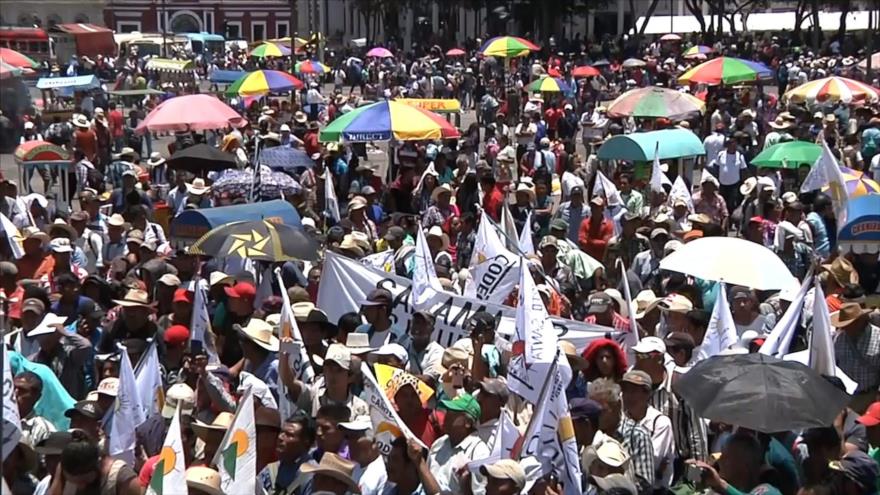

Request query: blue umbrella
[{"left": 259, "top": 146, "right": 314, "bottom": 171}]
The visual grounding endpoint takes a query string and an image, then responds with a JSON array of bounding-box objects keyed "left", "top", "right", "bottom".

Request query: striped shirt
[
  {"left": 649, "top": 367, "right": 709, "bottom": 463},
  {"left": 616, "top": 416, "right": 655, "bottom": 494}
]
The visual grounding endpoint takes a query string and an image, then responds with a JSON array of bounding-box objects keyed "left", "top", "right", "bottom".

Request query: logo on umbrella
[{"left": 227, "top": 230, "right": 271, "bottom": 258}]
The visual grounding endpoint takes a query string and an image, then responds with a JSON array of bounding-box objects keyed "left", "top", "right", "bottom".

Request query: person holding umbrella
[{"left": 687, "top": 432, "right": 783, "bottom": 495}]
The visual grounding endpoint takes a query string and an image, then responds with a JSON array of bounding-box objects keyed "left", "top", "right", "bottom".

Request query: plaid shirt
[
  {"left": 834, "top": 323, "right": 880, "bottom": 393},
  {"left": 650, "top": 367, "right": 709, "bottom": 463},
  {"left": 616, "top": 416, "right": 655, "bottom": 494},
  {"left": 692, "top": 190, "right": 729, "bottom": 226},
  {"left": 455, "top": 230, "right": 476, "bottom": 270}
]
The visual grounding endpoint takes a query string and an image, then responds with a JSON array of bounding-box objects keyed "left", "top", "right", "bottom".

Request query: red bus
[{"left": 0, "top": 27, "right": 51, "bottom": 63}]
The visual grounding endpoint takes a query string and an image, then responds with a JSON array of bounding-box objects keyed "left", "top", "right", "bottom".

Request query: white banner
[
  {"left": 463, "top": 215, "right": 520, "bottom": 304},
  {"left": 1, "top": 347, "right": 21, "bottom": 462},
  {"left": 317, "top": 252, "right": 619, "bottom": 351}
]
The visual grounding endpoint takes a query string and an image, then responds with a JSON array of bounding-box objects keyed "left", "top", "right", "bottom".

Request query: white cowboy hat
[
  {"left": 515, "top": 182, "right": 536, "bottom": 203},
  {"left": 426, "top": 225, "right": 450, "bottom": 252},
  {"left": 71, "top": 114, "right": 91, "bottom": 128},
  {"left": 235, "top": 318, "right": 280, "bottom": 352},
  {"left": 430, "top": 183, "right": 454, "bottom": 203},
  {"left": 186, "top": 178, "right": 211, "bottom": 196},
  {"left": 147, "top": 152, "right": 166, "bottom": 167}
]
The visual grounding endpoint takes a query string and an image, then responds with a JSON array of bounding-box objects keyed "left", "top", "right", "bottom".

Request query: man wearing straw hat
[{"left": 833, "top": 302, "right": 880, "bottom": 413}]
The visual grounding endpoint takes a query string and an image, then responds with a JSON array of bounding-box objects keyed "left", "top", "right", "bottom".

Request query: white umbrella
[
  {"left": 659, "top": 237, "right": 795, "bottom": 291},
  {"left": 660, "top": 33, "right": 682, "bottom": 41},
  {"left": 622, "top": 58, "right": 647, "bottom": 68}
]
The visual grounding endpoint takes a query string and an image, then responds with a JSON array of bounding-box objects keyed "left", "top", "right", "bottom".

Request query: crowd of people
[{"left": 2, "top": 26, "right": 880, "bottom": 495}]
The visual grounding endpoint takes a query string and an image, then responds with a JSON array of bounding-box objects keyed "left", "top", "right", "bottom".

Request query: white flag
[
  {"left": 508, "top": 260, "right": 561, "bottom": 404},
  {"left": 146, "top": 404, "right": 187, "bottom": 495},
  {"left": 518, "top": 210, "right": 535, "bottom": 255},
  {"left": 592, "top": 170, "right": 622, "bottom": 207},
  {"left": 467, "top": 411, "right": 521, "bottom": 472},
  {"left": 618, "top": 261, "right": 640, "bottom": 360},
  {"left": 1, "top": 346, "right": 22, "bottom": 461},
  {"left": 695, "top": 283, "right": 739, "bottom": 361},
  {"left": 650, "top": 142, "right": 664, "bottom": 193},
  {"left": 253, "top": 266, "right": 274, "bottom": 311},
  {"left": 809, "top": 278, "right": 836, "bottom": 377},
  {"left": 464, "top": 215, "right": 520, "bottom": 303},
  {"left": 134, "top": 341, "right": 164, "bottom": 418},
  {"left": 275, "top": 268, "right": 315, "bottom": 426},
  {"left": 360, "top": 361, "right": 426, "bottom": 457},
  {"left": 0, "top": 212, "right": 23, "bottom": 259},
  {"left": 214, "top": 386, "right": 257, "bottom": 495},
  {"left": 190, "top": 278, "right": 220, "bottom": 364},
  {"left": 801, "top": 141, "right": 849, "bottom": 224},
  {"left": 412, "top": 226, "right": 444, "bottom": 309},
  {"left": 760, "top": 275, "right": 812, "bottom": 358},
  {"left": 324, "top": 171, "right": 340, "bottom": 223},
  {"left": 669, "top": 175, "right": 694, "bottom": 213},
  {"left": 108, "top": 349, "right": 145, "bottom": 464},
  {"left": 360, "top": 250, "right": 395, "bottom": 272},
  {"left": 500, "top": 201, "right": 520, "bottom": 252}
]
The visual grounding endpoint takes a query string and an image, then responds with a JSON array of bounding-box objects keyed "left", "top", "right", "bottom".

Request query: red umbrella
[
  {"left": 136, "top": 94, "right": 247, "bottom": 133},
  {"left": 547, "top": 66, "right": 561, "bottom": 77},
  {"left": 572, "top": 65, "right": 600, "bottom": 78},
  {"left": 446, "top": 48, "right": 466, "bottom": 56},
  {"left": 0, "top": 47, "right": 38, "bottom": 69}
]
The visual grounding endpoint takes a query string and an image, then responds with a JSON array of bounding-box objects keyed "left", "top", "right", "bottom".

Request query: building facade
[{"left": 0, "top": 0, "right": 105, "bottom": 30}]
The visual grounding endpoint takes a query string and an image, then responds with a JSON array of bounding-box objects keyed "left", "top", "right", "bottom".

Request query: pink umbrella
[
  {"left": 446, "top": 48, "right": 466, "bottom": 57},
  {"left": 136, "top": 94, "right": 247, "bottom": 133},
  {"left": 366, "top": 47, "right": 393, "bottom": 58}
]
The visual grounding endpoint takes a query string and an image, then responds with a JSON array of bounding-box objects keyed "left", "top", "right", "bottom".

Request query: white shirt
[
  {"left": 354, "top": 455, "right": 388, "bottom": 495},
  {"left": 631, "top": 407, "right": 675, "bottom": 489},
  {"left": 703, "top": 132, "right": 726, "bottom": 167},
  {"left": 76, "top": 228, "right": 104, "bottom": 273},
  {"left": 427, "top": 434, "right": 490, "bottom": 495},
  {"left": 406, "top": 341, "right": 444, "bottom": 379},
  {"left": 716, "top": 150, "right": 747, "bottom": 186},
  {"left": 514, "top": 122, "right": 537, "bottom": 146},
  {"left": 306, "top": 88, "right": 323, "bottom": 105}
]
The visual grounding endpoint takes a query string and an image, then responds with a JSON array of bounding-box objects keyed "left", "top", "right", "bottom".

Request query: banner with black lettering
[
  {"left": 463, "top": 215, "right": 520, "bottom": 304},
  {"left": 317, "top": 252, "right": 620, "bottom": 351}
]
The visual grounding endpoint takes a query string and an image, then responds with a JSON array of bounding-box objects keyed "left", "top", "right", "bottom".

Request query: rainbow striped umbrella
[
  {"left": 295, "top": 60, "right": 330, "bottom": 74},
  {"left": 824, "top": 170, "right": 880, "bottom": 198},
  {"left": 0, "top": 47, "right": 38, "bottom": 69},
  {"left": 226, "top": 70, "right": 303, "bottom": 96},
  {"left": 319, "top": 100, "right": 460, "bottom": 142},
  {"left": 249, "top": 42, "right": 292, "bottom": 58},
  {"left": 683, "top": 45, "right": 713, "bottom": 59},
  {"left": 479, "top": 36, "right": 539, "bottom": 58},
  {"left": 607, "top": 87, "right": 705, "bottom": 120},
  {"left": 527, "top": 76, "right": 570, "bottom": 93},
  {"left": 678, "top": 57, "right": 772, "bottom": 85},
  {"left": 784, "top": 76, "right": 880, "bottom": 104},
  {"left": 366, "top": 47, "right": 393, "bottom": 58}
]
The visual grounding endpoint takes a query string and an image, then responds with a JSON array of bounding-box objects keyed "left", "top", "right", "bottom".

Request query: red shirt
[
  {"left": 578, "top": 217, "right": 614, "bottom": 261},
  {"left": 482, "top": 183, "right": 507, "bottom": 222},
  {"left": 405, "top": 408, "right": 444, "bottom": 448},
  {"left": 108, "top": 110, "right": 125, "bottom": 138},
  {"left": 545, "top": 107, "right": 562, "bottom": 130},
  {"left": 304, "top": 131, "right": 319, "bottom": 156},
  {"left": 74, "top": 128, "right": 98, "bottom": 161}
]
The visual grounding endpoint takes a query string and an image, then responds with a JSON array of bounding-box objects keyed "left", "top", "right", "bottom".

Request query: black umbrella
[
  {"left": 673, "top": 353, "right": 851, "bottom": 433},
  {"left": 168, "top": 144, "right": 236, "bottom": 172},
  {"left": 188, "top": 220, "right": 320, "bottom": 262}
]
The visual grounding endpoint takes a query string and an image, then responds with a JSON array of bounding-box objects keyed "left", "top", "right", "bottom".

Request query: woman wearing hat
[{"left": 422, "top": 183, "right": 459, "bottom": 230}]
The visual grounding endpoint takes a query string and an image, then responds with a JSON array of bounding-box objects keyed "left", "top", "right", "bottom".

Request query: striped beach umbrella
[
  {"left": 479, "top": 36, "right": 539, "bottom": 58},
  {"left": 226, "top": 70, "right": 303, "bottom": 96},
  {"left": 678, "top": 57, "right": 772, "bottom": 85},
  {"left": 249, "top": 42, "right": 292, "bottom": 58},
  {"left": 606, "top": 87, "right": 705, "bottom": 120},
  {"left": 784, "top": 76, "right": 880, "bottom": 104},
  {"left": 683, "top": 45, "right": 713, "bottom": 59},
  {"left": 319, "top": 100, "right": 459, "bottom": 142},
  {"left": 527, "top": 76, "right": 570, "bottom": 93},
  {"left": 824, "top": 170, "right": 880, "bottom": 198},
  {"left": 295, "top": 60, "right": 330, "bottom": 74},
  {"left": 0, "top": 47, "right": 38, "bottom": 69}
]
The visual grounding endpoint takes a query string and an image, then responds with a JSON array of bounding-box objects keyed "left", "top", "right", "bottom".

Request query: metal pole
[
  {"left": 291, "top": 0, "right": 299, "bottom": 41},
  {"left": 670, "top": 0, "right": 674, "bottom": 34},
  {"left": 162, "top": 0, "right": 167, "bottom": 57}
]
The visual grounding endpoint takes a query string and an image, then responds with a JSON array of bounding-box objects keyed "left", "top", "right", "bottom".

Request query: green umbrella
[{"left": 751, "top": 141, "right": 822, "bottom": 169}]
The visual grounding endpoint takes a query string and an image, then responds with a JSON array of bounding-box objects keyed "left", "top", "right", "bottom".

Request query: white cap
[
  {"left": 371, "top": 343, "right": 409, "bottom": 365},
  {"left": 97, "top": 377, "right": 119, "bottom": 397},
  {"left": 631, "top": 336, "right": 666, "bottom": 355},
  {"left": 339, "top": 415, "right": 373, "bottom": 433},
  {"left": 301, "top": 217, "right": 316, "bottom": 229},
  {"left": 323, "top": 343, "right": 352, "bottom": 370},
  {"left": 50, "top": 238, "right": 73, "bottom": 253},
  {"left": 280, "top": 124, "right": 291, "bottom": 132},
  {"left": 162, "top": 383, "right": 195, "bottom": 419}
]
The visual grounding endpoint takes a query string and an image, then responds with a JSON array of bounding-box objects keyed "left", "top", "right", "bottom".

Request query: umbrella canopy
[
  {"left": 683, "top": 45, "right": 713, "bottom": 59},
  {"left": 14, "top": 141, "right": 70, "bottom": 163},
  {"left": 0, "top": 47, "right": 38, "bottom": 69},
  {"left": 527, "top": 76, "right": 570, "bottom": 93},
  {"left": 838, "top": 194, "right": 880, "bottom": 253},
  {"left": 259, "top": 146, "right": 314, "bottom": 171},
  {"left": 0, "top": 59, "right": 23, "bottom": 79},
  {"left": 136, "top": 95, "right": 246, "bottom": 133},
  {"left": 621, "top": 58, "right": 646, "bottom": 68},
  {"left": 250, "top": 42, "right": 292, "bottom": 58},
  {"left": 211, "top": 167, "right": 302, "bottom": 199},
  {"left": 167, "top": 144, "right": 236, "bottom": 172},
  {"left": 226, "top": 70, "right": 304, "bottom": 96},
  {"left": 784, "top": 76, "right": 880, "bottom": 104},
  {"left": 606, "top": 87, "right": 705, "bottom": 120},
  {"left": 823, "top": 170, "right": 880, "bottom": 198},
  {"left": 319, "top": 100, "right": 460, "bottom": 143},
  {"left": 366, "top": 47, "right": 393, "bottom": 58},
  {"left": 679, "top": 57, "right": 772, "bottom": 85},
  {"left": 659, "top": 236, "right": 794, "bottom": 290},
  {"left": 751, "top": 141, "right": 822, "bottom": 169},
  {"left": 859, "top": 52, "right": 880, "bottom": 70},
  {"left": 659, "top": 33, "right": 682, "bottom": 41},
  {"left": 295, "top": 60, "right": 330, "bottom": 74},
  {"left": 446, "top": 48, "right": 466, "bottom": 56},
  {"left": 189, "top": 219, "right": 319, "bottom": 262},
  {"left": 479, "top": 36, "right": 539, "bottom": 58},
  {"left": 572, "top": 65, "right": 600, "bottom": 78},
  {"left": 673, "top": 353, "right": 851, "bottom": 433},
  {"left": 592, "top": 59, "right": 611, "bottom": 66}
]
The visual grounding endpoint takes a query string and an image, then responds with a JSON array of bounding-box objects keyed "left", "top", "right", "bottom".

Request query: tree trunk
[
  {"left": 811, "top": 0, "right": 820, "bottom": 51},
  {"left": 837, "top": 0, "right": 850, "bottom": 40},
  {"left": 637, "top": 0, "right": 662, "bottom": 38},
  {"left": 684, "top": 0, "right": 707, "bottom": 35}
]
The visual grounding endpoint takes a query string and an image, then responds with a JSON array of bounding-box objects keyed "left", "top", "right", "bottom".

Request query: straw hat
[
  {"left": 822, "top": 257, "right": 859, "bottom": 287},
  {"left": 294, "top": 111, "right": 307, "bottom": 124},
  {"left": 559, "top": 340, "right": 588, "bottom": 370},
  {"left": 186, "top": 467, "right": 222, "bottom": 495},
  {"left": 112, "top": 289, "right": 153, "bottom": 309},
  {"left": 430, "top": 183, "right": 454, "bottom": 203},
  {"left": 298, "top": 453, "right": 361, "bottom": 494},
  {"left": 830, "top": 303, "right": 871, "bottom": 328},
  {"left": 426, "top": 225, "right": 450, "bottom": 251},
  {"left": 515, "top": 182, "right": 537, "bottom": 203},
  {"left": 235, "top": 318, "right": 280, "bottom": 352},
  {"left": 186, "top": 178, "right": 211, "bottom": 195},
  {"left": 768, "top": 116, "right": 792, "bottom": 130},
  {"left": 147, "top": 152, "right": 166, "bottom": 167},
  {"left": 192, "top": 412, "right": 235, "bottom": 440},
  {"left": 71, "top": 114, "right": 90, "bottom": 128},
  {"left": 739, "top": 176, "right": 758, "bottom": 196}
]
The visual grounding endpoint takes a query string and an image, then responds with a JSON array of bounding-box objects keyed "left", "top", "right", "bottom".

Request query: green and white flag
[
  {"left": 147, "top": 404, "right": 186, "bottom": 495},
  {"left": 213, "top": 386, "right": 256, "bottom": 494}
]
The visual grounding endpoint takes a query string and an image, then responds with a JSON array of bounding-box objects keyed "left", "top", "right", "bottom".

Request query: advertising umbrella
[
  {"left": 211, "top": 168, "right": 302, "bottom": 199},
  {"left": 678, "top": 57, "right": 772, "bottom": 85},
  {"left": 527, "top": 76, "right": 570, "bottom": 93},
  {"left": 226, "top": 70, "right": 304, "bottom": 96},
  {"left": 259, "top": 146, "right": 314, "bottom": 171},
  {"left": 621, "top": 58, "right": 647, "bottom": 68},
  {"left": 0, "top": 47, "right": 38, "bottom": 69},
  {"left": 319, "top": 100, "right": 460, "bottom": 142},
  {"left": 751, "top": 141, "right": 822, "bottom": 169},
  {"left": 784, "top": 76, "right": 880, "bottom": 104},
  {"left": 295, "top": 60, "right": 330, "bottom": 74},
  {"left": 446, "top": 48, "right": 466, "bottom": 57},
  {"left": 250, "top": 42, "right": 292, "bottom": 58},
  {"left": 136, "top": 95, "right": 247, "bottom": 133},
  {"left": 683, "top": 45, "right": 713, "bottom": 59},
  {"left": 366, "top": 47, "right": 393, "bottom": 58},
  {"left": 479, "top": 36, "right": 539, "bottom": 58},
  {"left": 167, "top": 144, "right": 236, "bottom": 172},
  {"left": 572, "top": 65, "right": 600, "bottom": 78},
  {"left": 606, "top": 87, "right": 705, "bottom": 120},
  {"left": 189, "top": 219, "right": 319, "bottom": 262},
  {"left": 823, "top": 170, "right": 880, "bottom": 198},
  {"left": 673, "top": 353, "right": 851, "bottom": 433},
  {"left": 659, "top": 236, "right": 795, "bottom": 290}
]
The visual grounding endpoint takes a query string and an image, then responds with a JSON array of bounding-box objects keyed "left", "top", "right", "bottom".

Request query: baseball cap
[
  {"left": 361, "top": 288, "right": 393, "bottom": 307},
  {"left": 35, "top": 431, "right": 74, "bottom": 456},
  {"left": 659, "top": 293, "right": 694, "bottom": 313},
  {"left": 440, "top": 393, "right": 481, "bottom": 422},
  {"left": 339, "top": 415, "right": 373, "bottom": 435},
  {"left": 224, "top": 282, "right": 257, "bottom": 300},
  {"left": 664, "top": 332, "right": 696, "bottom": 350},
  {"left": 383, "top": 226, "right": 406, "bottom": 242},
  {"left": 21, "top": 298, "right": 46, "bottom": 315},
  {"left": 538, "top": 235, "right": 559, "bottom": 250},
  {"left": 164, "top": 325, "right": 191, "bottom": 347},
  {"left": 478, "top": 378, "right": 510, "bottom": 401},
  {"left": 858, "top": 402, "right": 880, "bottom": 427},
  {"left": 631, "top": 336, "right": 666, "bottom": 355},
  {"left": 158, "top": 274, "right": 181, "bottom": 287},
  {"left": 550, "top": 218, "right": 569, "bottom": 231},
  {"left": 173, "top": 288, "right": 194, "bottom": 304},
  {"left": 372, "top": 343, "right": 409, "bottom": 364},
  {"left": 829, "top": 450, "right": 880, "bottom": 491},
  {"left": 162, "top": 383, "right": 196, "bottom": 419},
  {"left": 590, "top": 196, "right": 606, "bottom": 207},
  {"left": 569, "top": 398, "right": 603, "bottom": 421},
  {"left": 96, "top": 377, "right": 119, "bottom": 397},
  {"left": 621, "top": 370, "right": 653, "bottom": 390},
  {"left": 323, "top": 343, "right": 352, "bottom": 370},
  {"left": 730, "top": 286, "right": 753, "bottom": 300},
  {"left": 65, "top": 400, "right": 104, "bottom": 420},
  {"left": 468, "top": 311, "right": 496, "bottom": 332},
  {"left": 481, "top": 460, "right": 526, "bottom": 490},
  {"left": 50, "top": 238, "right": 73, "bottom": 253},
  {"left": 412, "top": 310, "right": 436, "bottom": 325},
  {"left": 587, "top": 292, "right": 613, "bottom": 314}
]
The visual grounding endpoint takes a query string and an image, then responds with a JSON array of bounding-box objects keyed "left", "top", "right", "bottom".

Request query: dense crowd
[{"left": 2, "top": 28, "right": 880, "bottom": 495}]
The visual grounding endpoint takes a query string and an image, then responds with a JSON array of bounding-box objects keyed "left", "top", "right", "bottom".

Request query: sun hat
[
  {"left": 192, "top": 412, "right": 235, "bottom": 440},
  {"left": 830, "top": 303, "right": 871, "bottom": 328},
  {"left": 186, "top": 467, "right": 223, "bottom": 495},
  {"left": 481, "top": 459, "right": 526, "bottom": 490},
  {"left": 147, "top": 152, "right": 166, "bottom": 167},
  {"left": 822, "top": 257, "right": 859, "bottom": 287},
  {"left": 186, "top": 178, "right": 211, "bottom": 195},
  {"left": 430, "top": 183, "right": 454, "bottom": 203},
  {"left": 440, "top": 393, "right": 481, "bottom": 422},
  {"left": 113, "top": 289, "right": 153, "bottom": 308},
  {"left": 162, "top": 383, "right": 195, "bottom": 419},
  {"left": 477, "top": 377, "right": 510, "bottom": 401},
  {"left": 235, "top": 318, "right": 279, "bottom": 352},
  {"left": 298, "top": 453, "right": 361, "bottom": 494},
  {"left": 158, "top": 273, "right": 181, "bottom": 287},
  {"left": 739, "top": 176, "right": 758, "bottom": 196},
  {"left": 426, "top": 225, "right": 450, "bottom": 251},
  {"left": 348, "top": 195, "right": 368, "bottom": 211},
  {"left": 107, "top": 214, "right": 126, "bottom": 227},
  {"left": 559, "top": 340, "right": 589, "bottom": 370},
  {"left": 344, "top": 333, "right": 377, "bottom": 355},
  {"left": 209, "top": 271, "right": 234, "bottom": 287},
  {"left": 72, "top": 114, "right": 90, "bottom": 128},
  {"left": 589, "top": 438, "right": 630, "bottom": 468}
]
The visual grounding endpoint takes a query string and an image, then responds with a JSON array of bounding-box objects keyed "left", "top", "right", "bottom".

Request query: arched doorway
[{"left": 170, "top": 12, "right": 201, "bottom": 33}]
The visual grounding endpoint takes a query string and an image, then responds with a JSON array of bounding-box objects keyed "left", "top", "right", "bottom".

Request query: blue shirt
[
  {"left": 51, "top": 295, "right": 97, "bottom": 326},
  {"left": 246, "top": 353, "right": 279, "bottom": 401},
  {"left": 806, "top": 211, "right": 830, "bottom": 259}
]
